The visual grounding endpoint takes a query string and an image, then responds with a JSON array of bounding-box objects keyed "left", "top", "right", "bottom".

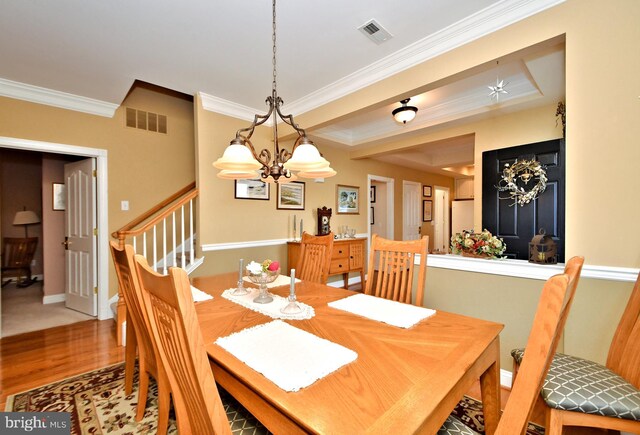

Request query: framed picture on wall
[
  {"left": 52, "top": 183, "right": 66, "bottom": 211},
  {"left": 423, "top": 185, "right": 432, "bottom": 197},
  {"left": 277, "top": 181, "right": 305, "bottom": 210},
  {"left": 370, "top": 185, "right": 376, "bottom": 203},
  {"left": 234, "top": 179, "right": 270, "bottom": 200},
  {"left": 337, "top": 184, "right": 359, "bottom": 214},
  {"left": 423, "top": 200, "right": 432, "bottom": 222},
  {"left": 370, "top": 207, "right": 375, "bottom": 225}
]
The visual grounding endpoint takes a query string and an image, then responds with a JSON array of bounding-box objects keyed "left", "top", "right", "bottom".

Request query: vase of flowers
[
  {"left": 450, "top": 230, "right": 506, "bottom": 259},
  {"left": 246, "top": 259, "right": 280, "bottom": 304}
]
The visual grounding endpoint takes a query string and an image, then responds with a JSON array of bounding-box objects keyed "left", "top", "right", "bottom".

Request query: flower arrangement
[
  {"left": 451, "top": 230, "right": 506, "bottom": 259},
  {"left": 246, "top": 259, "right": 280, "bottom": 275}
]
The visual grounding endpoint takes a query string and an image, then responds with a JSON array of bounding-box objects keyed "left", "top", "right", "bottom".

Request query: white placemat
[
  {"left": 222, "top": 288, "right": 314, "bottom": 320},
  {"left": 191, "top": 285, "right": 213, "bottom": 302},
  {"left": 243, "top": 274, "right": 301, "bottom": 288},
  {"left": 215, "top": 320, "right": 358, "bottom": 392},
  {"left": 328, "top": 293, "right": 436, "bottom": 328}
]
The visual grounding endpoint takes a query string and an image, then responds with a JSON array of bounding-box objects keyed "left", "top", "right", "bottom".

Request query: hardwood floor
[
  {"left": 0, "top": 319, "right": 124, "bottom": 409},
  {"left": 0, "top": 318, "right": 609, "bottom": 434}
]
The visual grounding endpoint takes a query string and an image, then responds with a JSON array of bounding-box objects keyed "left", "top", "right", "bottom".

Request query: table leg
[
  {"left": 480, "top": 338, "right": 501, "bottom": 435},
  {"left": 342, "top": 272, "right": 349, "bottom": 289}
]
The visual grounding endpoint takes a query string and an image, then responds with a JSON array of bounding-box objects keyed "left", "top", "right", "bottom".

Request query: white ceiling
[{"left": 0, "top": 0, "right": 565, "bottom": 176}]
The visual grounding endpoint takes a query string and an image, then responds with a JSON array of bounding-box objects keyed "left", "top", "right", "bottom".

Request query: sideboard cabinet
[{"left": 287, "top": 237, "right": 366, "bottom": 289}]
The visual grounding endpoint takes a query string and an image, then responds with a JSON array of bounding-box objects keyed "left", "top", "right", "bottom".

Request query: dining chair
[
  {"left": 440, "top": 271, "right": 573, "bottom": 435},
  {"left": 296, "top": 231, "right": 334, "bottom": 284},
  {"left": 109, "top": 242, "right": 170, "bottom": 433},
  {"left": 134, "top": 255, "right": 264, "bottom": 434},
  {"left": 365, "top": 234, "right": 428, "bottom": 306},
  {"left": 511, "top": 269, "right": 640, "bottom": 434}
]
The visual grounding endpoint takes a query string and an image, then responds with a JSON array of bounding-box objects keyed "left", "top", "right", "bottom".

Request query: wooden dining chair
[
  {"left": 365, "top": 234, "right": 428, "bottom": 306},
  {"left": 296, "top": 231, "right": 334, "bottom": 284},
  {"left": 511, "top": 269, "right": 640, "bottom": 434},
  {"left": 134, "top": 255, "right": 265, "bottom": 434},
  {"left": 109, "top": 242, "right": 170, "bottom": 433},
  {"left": 440, "top": 272, "right": 573, "bottom": 435}
]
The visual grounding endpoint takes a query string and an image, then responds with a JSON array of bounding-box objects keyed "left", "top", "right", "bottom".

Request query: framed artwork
[
  {"left": 277, "top": 181, "right": 305, "bottom": 210},
  {"left": 423, "top": 200, "right": 433, "bottom": 222},
  {"left": 336, "top": 184, "right": 360, "bottom": 214},
  {"left": 370, "top": 185, "right": 376, "bottom": 203},
  {"left": 234, "top": 179, "right": 270, "bottom": 200},
  {"left": 370, "top": 207, "right": 375, "bottom": 225},
  {"left": 423, "top": 185, "right": 432, "bottom": 197},
  {"left": 52, "top": 183, "right": 66, "bottom": 211}
]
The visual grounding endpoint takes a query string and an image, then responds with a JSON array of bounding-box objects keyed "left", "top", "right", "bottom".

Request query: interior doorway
[
  {"left": 0, "top": 136, "right": 110, "bottom": 338},
  {"left": 433, "top": 186, "right": 451, "bottom": 252},
  {"left": 368, "top": 174, "right": 394, "bottom": 252},
  {"left": 402, "top": 180, "right": 421, "bottom": 241}
]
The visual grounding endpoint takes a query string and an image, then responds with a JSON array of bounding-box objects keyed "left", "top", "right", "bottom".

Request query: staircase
[{"left": 112, "top": 182, "right": 202, "bottom": 345}]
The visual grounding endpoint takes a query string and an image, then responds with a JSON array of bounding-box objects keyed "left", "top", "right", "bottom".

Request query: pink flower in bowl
[{"left": 268, "top": 261, "right": 280, "bottom": 271}]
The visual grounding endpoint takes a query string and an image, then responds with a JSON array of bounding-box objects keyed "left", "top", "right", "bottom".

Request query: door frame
[
  {"left": 0, "top": 136, "right": 110, "bottom": 320},
  {"left": 367, "top": 174, "right": 394, "bottom": 254}
]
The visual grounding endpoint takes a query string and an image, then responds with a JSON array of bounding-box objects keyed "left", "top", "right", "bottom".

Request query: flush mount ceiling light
[
  {"left": 213, "top": 0, "right": 335, "bottom": 183},
  {"left": 488, "top": 60, "right": 508, "bottom": 102},
  {"left": 392, "top": 98, "right": 418, "bottom": 124}
]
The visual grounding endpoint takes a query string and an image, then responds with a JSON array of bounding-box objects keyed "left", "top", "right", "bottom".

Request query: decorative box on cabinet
[{"left": 287, "top": 237, "right": 366, "bottom": 289}]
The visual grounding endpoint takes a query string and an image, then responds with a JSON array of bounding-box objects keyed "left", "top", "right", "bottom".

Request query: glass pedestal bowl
[{"left": 246, "top": 268, "right": 280, "bottom": 304}]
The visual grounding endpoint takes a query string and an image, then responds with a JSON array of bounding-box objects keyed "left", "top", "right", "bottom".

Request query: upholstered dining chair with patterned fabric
[
  {"left": 134, "top": 255, "right": 267, "bottom": 434},
  {"left": 440, "top": 272, "right": 573, "bottom": 435},
  {"left": 296, "top": 231, "right": 334, "bottom": 284},
  {"left": 511, "top": 270, "right": 640, "bottom": 434},
  {"left": 365, "top": 234, "right": 428, "bottom": 306},
  {"left": 109, "top": 242, "right": 170, "bottom": 434}
]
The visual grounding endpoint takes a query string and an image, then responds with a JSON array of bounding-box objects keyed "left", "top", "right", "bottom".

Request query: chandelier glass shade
[
  {"left": 392, "top": 98, "right": 418, "bottom": 124},
  {"left": 213, "top": 0, "right": 335, "bottom": 182}
]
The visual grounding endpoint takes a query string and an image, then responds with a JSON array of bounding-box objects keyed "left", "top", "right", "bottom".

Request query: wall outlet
[{"left": 121, "top": 200, "right": 129, "bottom": 211}]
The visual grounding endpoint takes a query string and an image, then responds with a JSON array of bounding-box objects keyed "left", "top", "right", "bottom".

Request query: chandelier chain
[{"left": 272, "top": 0, "right": 277, "bottom": 93}]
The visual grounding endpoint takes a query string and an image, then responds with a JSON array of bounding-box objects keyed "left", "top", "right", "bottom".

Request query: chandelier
[{"left": 213, "top": 0, "right": 336, "bottom": 182}]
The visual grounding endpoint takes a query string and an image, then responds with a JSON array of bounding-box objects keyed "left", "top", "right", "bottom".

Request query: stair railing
[{"left": 112, "top": 182, "right": 198, "bottom": 345}]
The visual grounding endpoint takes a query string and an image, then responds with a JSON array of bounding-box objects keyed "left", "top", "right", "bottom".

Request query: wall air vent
[
  {"left": 125, "top": 107, "right": 167, "bottom": 134},
  {"left": 358, "top": 19, "right": 393, "bottom": 44}
]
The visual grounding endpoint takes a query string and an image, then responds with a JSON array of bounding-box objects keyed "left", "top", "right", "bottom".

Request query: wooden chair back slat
[
  {"left": 365, "top": 234, "right": 428, "bottom": 306},
  {"left": 296, "top": 232, "right": 334, "bottom": 284},
  {"left": 606, "top": 271, "right": 640, "bottom": 387},
  {"left": 135, "top": 256, "right": 231, "bottom": 435},
  {"left": 497, "top": 273, "right": 571, "bottom": 435}
]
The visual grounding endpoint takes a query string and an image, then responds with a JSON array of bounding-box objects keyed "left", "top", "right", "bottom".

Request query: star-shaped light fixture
[{"left": 488, "top": 61, "right": 508, "bottom": 102}]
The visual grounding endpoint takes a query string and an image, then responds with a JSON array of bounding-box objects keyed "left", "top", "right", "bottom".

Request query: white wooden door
[
  {"left": 402, "top": 181, "right": 421, "bottom": 240},
  {"left": 433, "top": 186, "right": 451, "bottom": 252},
  {"left": 64, "top": 158, "right": 97, "bottom": 316}
]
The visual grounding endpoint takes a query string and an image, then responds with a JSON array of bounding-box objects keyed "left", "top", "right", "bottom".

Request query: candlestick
[
  {"left": 293, "top": 215, "right": 296, "bottom": 240},
  {"left": 280, "top": 267, "right": 302, "bottom": 314},
  {"left": 290, "top": 268, "right": 296, "bottom": 297},
  {"left": 300, "top": 219, "right": 303, "bottom": 239},
  {"left": 232, "top": 258, "right": 249, "bottom": 296}
]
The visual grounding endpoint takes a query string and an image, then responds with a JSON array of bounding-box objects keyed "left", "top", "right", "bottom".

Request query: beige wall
[{"left": 0, "top": 85, "right": 196, "bottom": 298}]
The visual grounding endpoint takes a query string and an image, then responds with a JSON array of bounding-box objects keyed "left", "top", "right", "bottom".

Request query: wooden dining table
[{"left": 193, "top": 272, "right": 504, "bottom": 434}]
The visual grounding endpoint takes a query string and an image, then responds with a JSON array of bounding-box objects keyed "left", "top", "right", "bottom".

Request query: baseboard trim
[{"left": 42, "top": 293, "right": 66, "bottom": 304}]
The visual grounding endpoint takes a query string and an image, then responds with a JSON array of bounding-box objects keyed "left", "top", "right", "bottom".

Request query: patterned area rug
[
  {"left": 451, "top": 395, "right": 545, "bottom": 435},
  {"left": 6, "top": 363, "right": 545, "bottom": 434},
  {"left": 5, "top": 363, "right": 268, "bottom": 434}
]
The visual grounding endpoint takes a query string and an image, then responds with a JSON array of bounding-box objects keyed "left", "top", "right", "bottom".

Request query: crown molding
[
  {"left": 0, "top": 77, "right": 118, "bottom": 117},
  {"left": 199, "top": 91, "right": 262, "bottom": 122},
  {"left": 285, "top": 0, "right": 564, "bottom": 115}
]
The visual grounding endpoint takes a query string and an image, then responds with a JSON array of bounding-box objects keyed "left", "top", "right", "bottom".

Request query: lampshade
[
  {"left": 283, "top": 140, "right": 330, "bottom": 172},
  {"left": 13, "top": 210, "right": 40, "bottom": 226},
  {"left": 216, "top": 169, "right": 260, "bottom": 180},
  {"left": 213, "top": 142, "right": 262, "bottom": 171},
  {"left": 392, "top": 98, "right": 418, "bottom": 124},
  {"left": 297, "top": 166, "right": 337, "bottom": 179}
]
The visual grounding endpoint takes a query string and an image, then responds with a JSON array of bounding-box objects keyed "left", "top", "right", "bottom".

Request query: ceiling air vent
[
  {"left": 125, "top": 107, "right": 167, "bottom": 134},
  {"left": 358, "top": 19, "right": 393, "bottom": 44}
]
